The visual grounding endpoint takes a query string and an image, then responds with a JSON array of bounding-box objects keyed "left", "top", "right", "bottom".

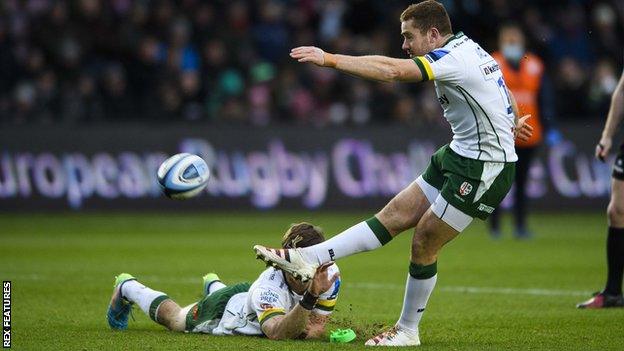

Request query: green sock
[{"left": 365, "top": 217, "right": 393, "bottom": 245}]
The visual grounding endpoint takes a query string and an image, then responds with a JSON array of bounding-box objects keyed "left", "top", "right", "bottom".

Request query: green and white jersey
[
  {"left": 413, "top": 32, "right": 518, "bottom": 162},
  {"left": 211, "top": 266, "right": 340, "bottom": 336}
]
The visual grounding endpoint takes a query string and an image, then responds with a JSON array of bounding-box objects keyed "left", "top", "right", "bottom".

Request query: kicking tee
[
  {"left": 211, "top": 265, "right": 341, "bottom": 336},
  {"left": 413, "top": 32, "right": 518, "bottom": 163}
]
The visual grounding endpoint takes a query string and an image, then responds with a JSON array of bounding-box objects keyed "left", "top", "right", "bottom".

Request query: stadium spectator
[
  {"left": 489, "top": 23, "right": 559, "bottom": 239},
  {"left": 589, "top": 59, "right": 620, "bottom": 117},
  {"left": 0, "top": 0, "right": 621, "bottom": 126}
]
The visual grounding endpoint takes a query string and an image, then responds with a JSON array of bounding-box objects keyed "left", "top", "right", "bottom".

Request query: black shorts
[{"left": 613, "top": 143, "right": 624, "bottom": 180}]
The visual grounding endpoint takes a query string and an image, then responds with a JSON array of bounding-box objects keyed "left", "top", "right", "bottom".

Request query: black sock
[{"left": 604, "top": 227, "right": 624, "bottom": 296}]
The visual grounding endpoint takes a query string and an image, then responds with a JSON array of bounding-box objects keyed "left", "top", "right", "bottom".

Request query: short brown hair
[
  {"left": 281, "top": 222, "right": 325, "bottom": 249},
  {"left": 400, "top": 1, "right": 452, "bottom": 35}
]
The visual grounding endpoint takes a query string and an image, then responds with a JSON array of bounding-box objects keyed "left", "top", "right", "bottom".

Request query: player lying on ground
[
  {"left": 107, "top": 223, "right": 341, "bottom": 340},
  {"left": 254, "top": 1, "right": 533, "bottom": 347}
]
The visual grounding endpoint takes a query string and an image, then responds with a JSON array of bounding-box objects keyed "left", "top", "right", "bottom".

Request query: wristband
[
  {"left": 299, "top": 291, "right": 319, "bottom": 310},
  {"left": 323, "top": 53, "right": 337, "bottom": 68}
]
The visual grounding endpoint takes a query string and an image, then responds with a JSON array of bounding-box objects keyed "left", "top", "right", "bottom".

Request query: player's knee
[
  {"left": 607, "top": 202, "right": 624, "bottom": 226},
  {"left": 156, "top": 300, "right": 184, "bottom": 331},
  {"left": 377, "top": 203, "right": 401, "bottom": 235},
  {"left": 411, "top": 226, "right": 437, "bottom": 263},
  {"left": 378, "top": 200, "right": 416, "bottom": 235},
  {"left": 411, "top": 234, "right": 426, "bottom": 260}
]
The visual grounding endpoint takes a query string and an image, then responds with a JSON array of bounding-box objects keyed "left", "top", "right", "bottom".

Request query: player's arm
[
  {"left": 597, "top": 71, "right": 624, "bottom": 161},
  {"left": 261, "top": 263, "right": 339, "bottom": 340},
  {"left": 303, "top": 273, "right": 339, "bottom": 339},
  {"left": 303, "top": 312, "right": 331, "bottom": 339},
  {"left": 290, "top": 46, "right": 422, "bottom": 82},
  {"left": 261, "top": 301, "right": 312, "bottom": 340},
  {"left": 508, "top": 87, "right": 520, "bottom": 123},
  {"left": 507, "top": 87, "right": 533, "bottom": 142}
]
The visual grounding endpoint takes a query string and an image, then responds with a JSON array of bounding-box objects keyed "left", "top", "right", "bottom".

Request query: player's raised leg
[{"left": 253, "top": 176, "right": 436, "bottom": 280}]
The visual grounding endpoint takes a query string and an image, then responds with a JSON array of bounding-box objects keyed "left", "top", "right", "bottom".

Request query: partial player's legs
[
  {"left": 107, "top": 272, "right": 229, "bottom": 331},
  {"left": 106, "top": 273, "right": 186, "bottom": 331},
  {"left": 367, "top": 146, "right": 513, "bottom": 346},
  {"left": 488, "top": 146, "right": 536, "bottom": 239},
  {"left": 577, "top": 178, "right": 624, "bottom": 308},
  {"left": 153, "top": 300, "right": 195, "bottom": 331},
  {"left": 254, "top": 177, "right": 435, "bottom": 280},
  {"left": 299, "top": 176, "right": 434, "bottom": 263},
  {"left": 157, "top": 273, "right": 228, "bottom": 331},
  {"left": 377, "top": 176, "right": 439, "bottom": 236},
  {"left": 513, "top": 147, "right": 535, "bottom": 238},
  {"left": 366, "top": 205, "right": 462, "bottom": 346},
  {"left": 402, "top": 209, "right": 459, "bottom": 323},
  {"left": 489, "top": 208, "right": 502, "bottom": 238},
  {"left": 254, "top": 145, "right": 514, "bottom": 347}
]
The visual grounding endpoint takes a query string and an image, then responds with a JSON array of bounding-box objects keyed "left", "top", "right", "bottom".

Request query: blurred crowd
[{"left": 0, "top": 0, "right": 622, "bottom": 127}]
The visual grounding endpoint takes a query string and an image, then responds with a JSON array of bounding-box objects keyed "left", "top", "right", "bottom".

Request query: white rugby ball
[{"left": 157, "top": 153, "right": 210, "bottom": 199}]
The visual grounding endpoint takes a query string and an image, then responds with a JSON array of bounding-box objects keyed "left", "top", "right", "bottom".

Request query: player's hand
[
  {"left": 513, "top": 114, "right": 533, "bottom": 142},
  {"left": 290, "top": 46, "right": 326, "bottom": 66},
  {"left": 596, "top": 136, "right": 612, "bottom": 162},
  {"left": 308, "top": 262, "right": 339, "bottom": 296}
]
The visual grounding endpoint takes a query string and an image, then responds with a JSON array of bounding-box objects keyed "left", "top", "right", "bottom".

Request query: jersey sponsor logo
[
  {"left": 328, "top": 248, "right": 335, "bottom": 261},
  {"left": 480, "top": 61, "right": 500, "bottom": 78},
  {"left": 259, "top": 290, "right": 279, "bottom": 304},
  {"left": 459, "top": 182, "right": 473, "bottom": 196},
  {"left": 260, "top": 303, "right": 274, "bottom": 310},
  {"left": 478, "top": 203, "right": 495, "bottom": 213}
]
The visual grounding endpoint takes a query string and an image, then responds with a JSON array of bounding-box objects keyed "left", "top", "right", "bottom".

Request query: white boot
[{"left": 365, "top": 325, "right": 421, "bottom": 347}]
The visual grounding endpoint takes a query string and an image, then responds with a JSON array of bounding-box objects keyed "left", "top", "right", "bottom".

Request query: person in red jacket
[{"left": 489, "top": 23, "right": 559, "bottom": 239}]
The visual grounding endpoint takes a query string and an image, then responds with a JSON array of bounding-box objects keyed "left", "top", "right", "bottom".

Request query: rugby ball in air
[{"left": 157, "top": 153, "right": 210, "bottom": 199}]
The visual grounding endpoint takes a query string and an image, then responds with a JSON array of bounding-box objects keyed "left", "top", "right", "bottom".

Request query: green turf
[{"left": 1, "top": 212, "right": 622, "bottom": 350}]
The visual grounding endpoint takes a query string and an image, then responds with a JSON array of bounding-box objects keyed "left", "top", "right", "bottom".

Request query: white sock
[
  {"left": 397, "top": 274, "right": 437, "bottom": 333},
  {"left": 207, "top": 281, "right": 226, "bottom": 296},
  {"left": 121, "top": 280, "right": 168, "bottom": 321},
  {"left": 299, "top": 218, "right": 392, "bottom": 264}
]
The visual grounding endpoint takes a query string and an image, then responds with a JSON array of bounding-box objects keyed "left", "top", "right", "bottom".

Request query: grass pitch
[{"left": 1, "top": 211, "right": 623, "bottom": 350}]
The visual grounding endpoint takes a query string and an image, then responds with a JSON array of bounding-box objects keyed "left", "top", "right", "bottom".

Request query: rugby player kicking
[
  {"left": 107, "top": 223, "right": 341, "bottom": 340},
  {"left": 254, "top": 0, "right": 532, "bottom": 346}
]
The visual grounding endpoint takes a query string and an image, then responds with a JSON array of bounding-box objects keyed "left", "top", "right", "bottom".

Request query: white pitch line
[
  {"left": 8, "top": 274, "right": 592, "bottom": 297},
  {"left": 438, "top": 286, "right": 592, "bottom": 297},
  {"left": 350, "top": 282, "right": 592, "bottom": 297}
]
